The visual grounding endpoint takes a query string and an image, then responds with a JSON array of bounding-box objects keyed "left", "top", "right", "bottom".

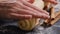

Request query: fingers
[
  {"left": 20, "top": 0, "right": 49, "bottom": 15},
  {"left": 16, "top": 0, "right": 50, "bottom": 18},
  {"left": 10, "top": 7, "right": 50, "bottom": 19},
  {"left": 10, "top": 13, "right": 32, "bottom": 19},
  {"left": 10, "top": 7, "right": 41, "bottom": 17},
  {"left": 16, "top": 1, "right": 49, "bottom": 16},
  {"left": 9, "top": 0, "right": 50, "bottom": 19},
  {"left": 10, "top": 7, "right": 42, "bottom": 18},
  {"left": 10, "top": 13, "right": 50, "bottom": 20},
  {"left": 13, "top": 6, "right": 50, "bottom": 19}
]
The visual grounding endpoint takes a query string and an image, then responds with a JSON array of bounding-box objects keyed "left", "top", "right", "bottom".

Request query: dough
[{"left": 18, "top": 0, "right": 44, "bottom": 31}]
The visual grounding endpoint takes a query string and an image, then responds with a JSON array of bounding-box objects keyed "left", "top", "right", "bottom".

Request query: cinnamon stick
[
  {"left": 51, "top": 7, "right": 55, "bottom": 20},
  {"left": 44, "top": 7, "right": 54, "bottom": 23},
  {"left": 44, "top": 9, "right": 60, "bottom": 23},
  {"left": 55, "top": 11, "right": 60, "bottom": 18},
  {"left": 50, "top": 15, "right": 60, "bottom": 25}
]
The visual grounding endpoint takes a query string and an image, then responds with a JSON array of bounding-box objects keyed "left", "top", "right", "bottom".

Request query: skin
[{"left": 0, "top": 0, "right": 57, "bottom": 20}]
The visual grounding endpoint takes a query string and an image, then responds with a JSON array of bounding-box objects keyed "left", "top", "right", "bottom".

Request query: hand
[
  {"left": 43, "top": 0, "right": 58, "bottom": 4},
  {"left": 0, "top": 0, "right": 50, "bottom": 20}
]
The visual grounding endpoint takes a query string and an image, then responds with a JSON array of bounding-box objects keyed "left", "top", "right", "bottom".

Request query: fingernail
[
  {"left": 48, "top": 16, "right": 50, "bottom": 18},
  {"left": 43, "top": 14, "right": 50, "bottom": 19}
]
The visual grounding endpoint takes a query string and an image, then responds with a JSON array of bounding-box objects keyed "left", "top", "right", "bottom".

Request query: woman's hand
[{"left": 0, "top": 0, "right": 50, "bottom": 20}]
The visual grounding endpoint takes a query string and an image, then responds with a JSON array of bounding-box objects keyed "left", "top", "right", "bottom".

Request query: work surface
[{"left": 0, "top": 20, "right": 60, "bottom": 34}]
